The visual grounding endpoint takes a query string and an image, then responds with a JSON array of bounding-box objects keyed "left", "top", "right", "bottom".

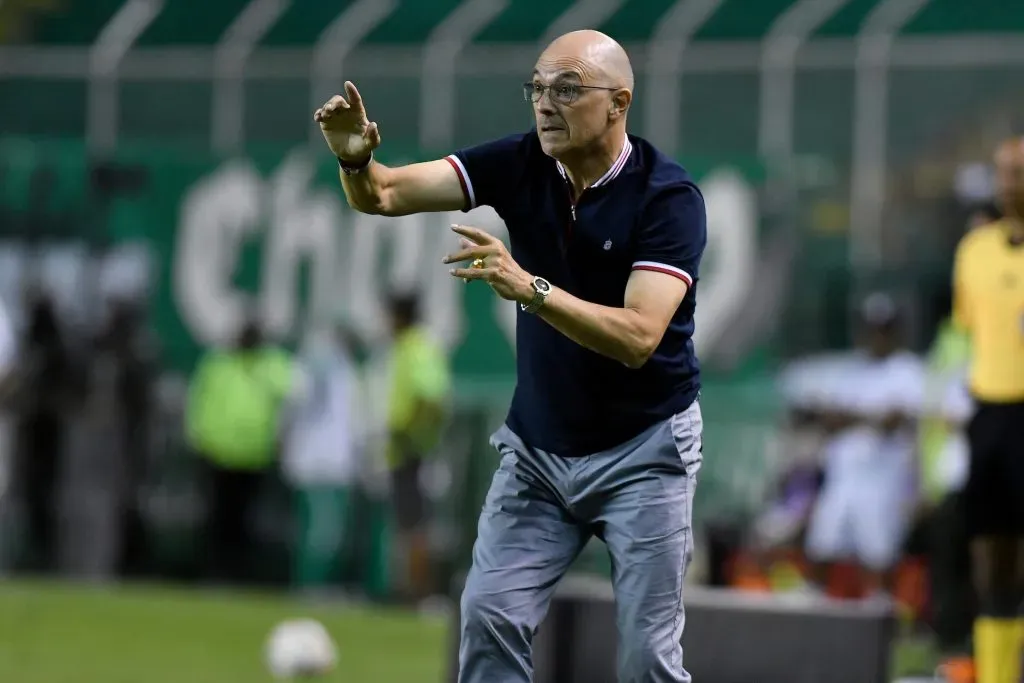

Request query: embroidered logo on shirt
[{"left": 603, "top": 239, "right": 612, "bottom": 251}]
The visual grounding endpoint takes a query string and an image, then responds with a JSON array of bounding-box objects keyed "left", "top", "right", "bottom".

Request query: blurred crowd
[
  {"left": 714, "top": 203, "right": 1005, "bottom": 678},
  {"left": 0, "top": 283, "right": 452, "bottom": 608}
]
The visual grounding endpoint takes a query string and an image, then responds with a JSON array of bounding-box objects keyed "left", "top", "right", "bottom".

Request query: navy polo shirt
[{"left": 446, "top": 131, "right": 706, "bottom": 457}]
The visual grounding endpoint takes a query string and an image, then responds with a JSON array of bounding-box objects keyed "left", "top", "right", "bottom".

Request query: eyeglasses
[{"left": 522, "top": 81, "right": 619, "bottom": 106}]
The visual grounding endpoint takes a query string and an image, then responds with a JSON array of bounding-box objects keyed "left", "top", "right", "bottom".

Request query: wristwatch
[
  {"left": 520, "top": 276, "right": 552, "bottom": 314},
  {"left": 338, "top": 152, "right": 373, "bottom": 175}
]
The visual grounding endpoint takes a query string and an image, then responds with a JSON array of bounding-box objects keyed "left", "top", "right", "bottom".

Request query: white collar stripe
[
  {"left": 554, "top": 137, "right": 632, "bottom": 188},
  {"left": 592, "top": 138, "right": 632, "bottom": 187}
]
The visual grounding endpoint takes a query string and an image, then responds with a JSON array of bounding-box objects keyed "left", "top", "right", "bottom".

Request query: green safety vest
[
  {"left": 186, "top": 347, "right": 294, "bottom": 470},
  {"left": 386, "top": 326, "right": 451, "bottom": 467}
]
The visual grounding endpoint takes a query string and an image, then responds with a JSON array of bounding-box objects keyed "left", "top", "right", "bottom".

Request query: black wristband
[{"left": 338, "top": 152, "right": 373, "bottom": 175}]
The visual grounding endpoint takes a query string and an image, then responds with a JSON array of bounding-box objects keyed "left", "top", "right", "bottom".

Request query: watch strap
[{"left": 338, "top": 152, "right": 373, "bottom": 175}]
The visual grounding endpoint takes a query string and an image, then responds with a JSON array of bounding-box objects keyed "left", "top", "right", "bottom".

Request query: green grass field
[
  {"left": 0, "top": 581, "right": 447, "bottom": 683},
  {"left": 0, "top": 579, "right": 939, "bottom": 682}
]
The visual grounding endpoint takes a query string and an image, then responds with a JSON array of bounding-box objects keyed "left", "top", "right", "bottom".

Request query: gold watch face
[{"left": 534, "top": 278, "right": 551, "bottom": 294}]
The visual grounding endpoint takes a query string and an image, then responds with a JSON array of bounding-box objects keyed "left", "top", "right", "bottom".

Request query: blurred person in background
[
  {"left": 63, "top": 296, "right": 158, "bottom": 579},
  {"left": 0, "top": 295, "right": 17, "bottom": 515},
  {"left": 12, "top": 289, "right": 80, "bottom": 573},
  {"left": 281, "top": 316, "right": 365, "bottom": 594},
  {"left": 915, "top": 204, "right": 996, "bottom": 681},
  {"left": 185, "top": 315, "right": 293, "bottom": 585},
  {"left": 106, "top": 298, "right": 160, "bottom": 577},
  {"left": 952, "top": 137, "right": 1024, "bottom": 683},
  {"left": 802, "top": 293, "right": 925, "bottom": 603},
  {"left": 384, "top": 292, "right": 451, "bottom": 606}
]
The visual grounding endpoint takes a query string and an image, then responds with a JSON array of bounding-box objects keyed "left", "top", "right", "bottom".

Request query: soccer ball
[{"left": 264, "top": 618, "right": 338, "bottom": 679}]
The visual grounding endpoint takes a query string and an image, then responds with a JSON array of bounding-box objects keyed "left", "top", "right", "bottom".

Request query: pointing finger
[
  {"left": 451, "top": 224, "right": 496, "bottom": 244},
  {"left": 345, "top": 81, "right": 363, "bottom": 108}
]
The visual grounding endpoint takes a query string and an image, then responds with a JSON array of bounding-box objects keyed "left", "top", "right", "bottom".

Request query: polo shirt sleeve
[
  {"left": 445, "top": 134, "right": 526, "bottom": 213},
  {"left": 631, "top": 183, "right": 707, "bottom": 289}
]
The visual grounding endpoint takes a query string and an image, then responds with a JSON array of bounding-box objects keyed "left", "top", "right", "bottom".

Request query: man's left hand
[{"left": 443, "top": 224, "right": 534, "bottom": 304}]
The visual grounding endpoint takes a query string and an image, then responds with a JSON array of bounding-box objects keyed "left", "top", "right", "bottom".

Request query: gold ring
[{"left": 471, "top": 258, "right": 485, "bottom": 269}]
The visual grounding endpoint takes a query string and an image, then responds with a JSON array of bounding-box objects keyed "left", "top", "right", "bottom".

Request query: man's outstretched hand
[
  {"left": 443, "top": 225, "right": 534, "bottom": 304},
  {"left": 314, "top": 81, "right": 381, "bottom": 163}
]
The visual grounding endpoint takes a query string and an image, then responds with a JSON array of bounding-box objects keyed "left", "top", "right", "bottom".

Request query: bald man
[
  {"left": 952, "top": 138, "right": 1024, "bottom": 683},
  {"left": 316, "top": 30, "right": 706, "bottom": 682}
]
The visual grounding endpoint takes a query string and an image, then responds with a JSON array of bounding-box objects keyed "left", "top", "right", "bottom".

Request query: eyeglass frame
[{"left": 522, "top": 81, "right": 622, "bottom": 106}]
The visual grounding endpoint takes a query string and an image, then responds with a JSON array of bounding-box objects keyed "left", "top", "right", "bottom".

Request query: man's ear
[{"left": 609, "top": 89, "right": 632, "bottom": 120}]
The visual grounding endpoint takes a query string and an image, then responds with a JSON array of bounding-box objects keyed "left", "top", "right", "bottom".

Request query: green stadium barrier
[
  {"left": 10, "top": 0, "right": 1024, "bottom": 160},
  {"left": 22, "top": 0, "right": 1024, "bottom": 48}
]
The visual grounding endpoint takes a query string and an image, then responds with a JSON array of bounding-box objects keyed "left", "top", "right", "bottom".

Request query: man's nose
[{"left": 535, "top": 97, "right": 557, "bottom": 116}]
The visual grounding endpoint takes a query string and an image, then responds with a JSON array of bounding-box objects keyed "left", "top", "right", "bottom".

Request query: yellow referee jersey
[{"left": 953, "top": 221, "right": 1024, "bottom": 402}]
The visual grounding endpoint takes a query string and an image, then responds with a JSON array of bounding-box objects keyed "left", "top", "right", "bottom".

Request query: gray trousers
[{"left": 458, "top": 401, "right": 703, "bottom": 683}]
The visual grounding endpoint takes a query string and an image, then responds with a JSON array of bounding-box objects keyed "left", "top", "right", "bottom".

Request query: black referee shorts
[{"left": 964, "top": 400, "right": 1024, "bottom": 538}]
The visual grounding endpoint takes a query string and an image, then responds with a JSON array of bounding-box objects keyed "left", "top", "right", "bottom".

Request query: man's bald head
[
  {"left": 539, "top": 30, "right": 634, "bottom": 91},
  {"left": 530, "top": 30, "right": 633, "bottom": 162}
]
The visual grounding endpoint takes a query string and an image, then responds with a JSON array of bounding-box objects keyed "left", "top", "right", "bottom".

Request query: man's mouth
[{"left": 540, "top": 124, "right": 564, "bottom": 133}]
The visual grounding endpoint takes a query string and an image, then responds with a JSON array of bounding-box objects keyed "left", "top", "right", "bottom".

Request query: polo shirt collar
[{"left": 555, "top": 136, "right": 633, "bottom": 188}]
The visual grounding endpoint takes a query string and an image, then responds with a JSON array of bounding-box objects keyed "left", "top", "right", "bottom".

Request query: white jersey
[
  {"left": 779, "top": 351, "right": 863, "bottom": 414},
  {"left": 826, "top": 350, "right": 925, "bottom": 477},
  {"left": 282, "top": 342, "right": 365, "bottom": 486},
  {"left": 804, "top": 350, "right": 926, "bottom": 569}
]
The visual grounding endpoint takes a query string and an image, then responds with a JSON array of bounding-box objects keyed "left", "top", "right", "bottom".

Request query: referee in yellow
[{"left": 953, "top": 137, "right": 1024, "bottom": 683}]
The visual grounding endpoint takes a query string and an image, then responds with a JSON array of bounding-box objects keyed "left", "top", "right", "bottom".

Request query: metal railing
[{"left": 2, "top": 0, "right": 1024, "bottom": 271}]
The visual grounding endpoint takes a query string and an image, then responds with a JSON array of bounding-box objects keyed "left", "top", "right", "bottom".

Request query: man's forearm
[{"left": 536, "top": 287, "right": 659, "bottom": 369}]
